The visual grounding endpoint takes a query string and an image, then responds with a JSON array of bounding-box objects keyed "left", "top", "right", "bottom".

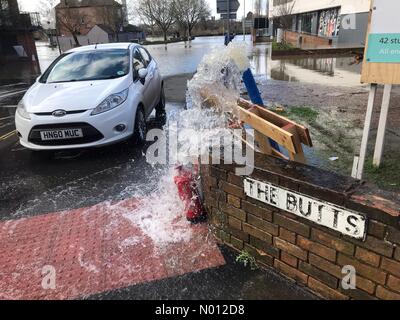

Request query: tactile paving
[{"left": 0, "top": 198, "right": 225, "bottom": 300}]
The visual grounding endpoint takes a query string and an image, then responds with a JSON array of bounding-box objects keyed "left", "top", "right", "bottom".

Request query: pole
[
  {"left": 353, "top": 83, "right": 377, "bottom": 179},
  {"left": 229, "top": 0, "right": 231, "bottom": 36},
  {"left": 56, "top": 27, "right": 62, "bottom": 55},
  {"left": 243, "top": 0, "right": 246, "bottom": 41},
  {"left": 373, "top": 84, "right": 392, "bottom": 167}
]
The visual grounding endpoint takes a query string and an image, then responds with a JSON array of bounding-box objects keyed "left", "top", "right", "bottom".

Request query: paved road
[{"left": 0, "top": 76, "right": 317, "bottom": 300}]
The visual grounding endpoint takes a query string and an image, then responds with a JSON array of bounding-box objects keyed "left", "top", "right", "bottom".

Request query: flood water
[{"left": 1, "top": 36, "right": 363, "bottom": 87}]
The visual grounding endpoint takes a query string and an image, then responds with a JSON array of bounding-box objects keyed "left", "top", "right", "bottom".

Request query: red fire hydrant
[{"left": 174, "top": 165, "right": 207, "bottom": 223}]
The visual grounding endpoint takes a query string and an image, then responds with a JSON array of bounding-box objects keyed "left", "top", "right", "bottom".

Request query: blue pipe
[{"left": 242, "top": 68, "right": 280, "bottom": 151}]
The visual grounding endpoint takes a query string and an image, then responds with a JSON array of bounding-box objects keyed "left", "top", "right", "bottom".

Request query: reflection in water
[
  {"left": 2, "top": 36, "right": 364, "bottom": 87},
  {"left": 251, "top": 44, "right": 364, "bottom": 87},
  {"left": 272, "top": 56, "right": 363, "bottom": 87}
]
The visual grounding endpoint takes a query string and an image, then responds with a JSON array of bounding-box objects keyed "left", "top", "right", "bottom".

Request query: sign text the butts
[{"left": 244, "top": 178, "right": 367, "bottom": 240}]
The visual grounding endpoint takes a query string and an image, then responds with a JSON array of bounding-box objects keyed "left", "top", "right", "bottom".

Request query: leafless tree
[
  {"left": 136, "top": 0, "right": 175, "bottom": 43},
  {"left": 38, "top": 0, "right": 58, "bottom": 28},
  {"left": 100, "top": 4, "right": 124, "bottom": 41},
  {"left": 56, "top": 8, "right": 88, "bottom": 46},
  {"left": 275, "top": 0, "right": 296, "bottom": 30},
  {"left": 254, "top": 0, "right": 261, "bottom": 17},
  {"left": 172, "top": 0, "right": 210, "bottom": 40}
]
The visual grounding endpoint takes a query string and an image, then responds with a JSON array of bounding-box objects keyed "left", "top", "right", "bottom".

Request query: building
[
  {"left": 57, "top": 24, "right": 146, "bottom": 52},
  {"left": 55, "top": 0, "right": 124, "bottom": 44},
  {"left": 271, "top": 0, "right": 370, "bottom": 47},
  {"left": 0, "top": 0, "right": 39, "bottom": 66}
]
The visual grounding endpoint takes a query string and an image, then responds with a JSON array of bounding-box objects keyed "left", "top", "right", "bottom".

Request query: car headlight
[
  {"left": 17, "top": 101, "right": 31, "bottom": 120},
  {"left": 91, "top": 89, "right": 129, "bottom": 116}
]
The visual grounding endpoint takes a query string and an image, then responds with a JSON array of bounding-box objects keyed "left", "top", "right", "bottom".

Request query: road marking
[
  {"left": 0, "top": 83, "right": 27, "bottom": 89},
  {"left": 0, "top": 105, "right": 18, "bottom": 108},
  {"left": 0, "top": 130, "right": 16, "bottom": 141},
  {"left": 0, "top": 116, "right": 13, "bottom": 121},
  {"left": 0, "top": 90, "right": 27, "bottom": 99}
]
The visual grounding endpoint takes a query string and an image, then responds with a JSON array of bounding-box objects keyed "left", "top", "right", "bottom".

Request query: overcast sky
[{"left": 18, "top": 0, "right": 268, "bottom": 21}]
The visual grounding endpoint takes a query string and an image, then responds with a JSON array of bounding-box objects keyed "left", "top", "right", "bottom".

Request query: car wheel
[
  {"left": 133, "top": 106, "right": 147, "bottom": 145},
  {"left": 155, "top": 85, "right": 166, "bottom": 126}
]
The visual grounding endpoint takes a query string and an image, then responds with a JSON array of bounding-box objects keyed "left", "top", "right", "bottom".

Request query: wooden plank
[
  {"left": 355, "top": 83, "right": 378, "bottom": 179},
  {"left": 238, "top": 98, "right": 313, "bottom": 147},
  {"left": 234, "top": 131, "right": 290, "bottom": 161},
  {"left": 283, "top": 124, "right": 306, "bottom": 164},
  {"left": 373, "top": 84, "right": 392, "bottom": 167},
  {"left": 254, "top": 130, "right": 273, "bottom": 155},
  {"left": 237, "top": 105, "right": 298, "bottom": 154}
]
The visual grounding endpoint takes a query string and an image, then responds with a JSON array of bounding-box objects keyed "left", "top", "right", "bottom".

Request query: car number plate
[{"left": 40, "top": 129, "right": 83, "bottom": 141}]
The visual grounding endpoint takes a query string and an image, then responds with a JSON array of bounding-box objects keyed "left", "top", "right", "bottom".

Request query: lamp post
[{"left": 243, "top": 0, "right": 245, "bottom": 41}]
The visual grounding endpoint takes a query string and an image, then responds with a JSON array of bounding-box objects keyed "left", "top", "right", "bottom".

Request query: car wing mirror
[{"left": 138, "top": 68, "right": 148, "bottom": 79}]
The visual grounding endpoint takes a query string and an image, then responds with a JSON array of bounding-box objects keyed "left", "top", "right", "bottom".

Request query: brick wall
[
  {"left": 201, "top": 153, "right": 400, "bottom": 300},
  {"left": 283, "top": 30, "right": 332, "bottom": 48}
]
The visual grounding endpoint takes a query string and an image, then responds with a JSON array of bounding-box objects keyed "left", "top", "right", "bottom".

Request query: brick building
[
  {"left": 271, "top": 0, "right": 370, "bottom": 47},
  {"left": 0, "top": 0, "right": 39, "bottom": 65},
  {"left": 55, "top": 0, "right": 125, "bottom": 44}
]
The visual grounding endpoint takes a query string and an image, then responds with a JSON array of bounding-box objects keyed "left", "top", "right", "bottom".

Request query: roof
[
  {"left": 123, "top": 24, "right": 143, "bottom": 33},
  {"left": 95, "top": 24, "right": 115, "bottom": 35},
  {"left": 66, "top": 43, "right": 139, "bottom": 53},
  {"left": 56, "top": 0, "right": 122, "bottom": 9}
]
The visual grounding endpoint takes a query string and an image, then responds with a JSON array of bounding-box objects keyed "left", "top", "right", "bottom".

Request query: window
[
  {"left": 42, "top": 49, "right": 130, "bottom": 83},
  {"left": 133, "top": 49, "right": 146, "bottom": 71},
  {"left": 139, "top": 47, "right": 152, "bottom": 66}
]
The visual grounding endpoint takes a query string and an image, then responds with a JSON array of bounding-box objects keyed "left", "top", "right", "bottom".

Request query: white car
[{"left": 15, "top": 43, "right": 165, "bottom": 150}]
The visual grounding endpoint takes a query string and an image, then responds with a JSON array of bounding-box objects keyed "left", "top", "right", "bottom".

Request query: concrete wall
[
  {"left": 338, "top": 12, "right": 369, "bottom": 46},
  {"left": 201, "top": 153, "right": 400, "bottom": 300},
  {"left": 273, "top": 0, "right": 370, "bottom": 16}
]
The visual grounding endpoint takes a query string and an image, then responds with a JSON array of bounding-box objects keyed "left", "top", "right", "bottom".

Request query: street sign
[
  {"left": 220, "top": 13, "right": 237, "bottom": 20},
  {"left": 217, "top": 0, "right": 240, "bottom": 14},
  {"left": 356, "top": 0, "right": 399, "bottom": 181},
  {"left": 365, "top": 0, "right": 400, "bottom": 63},
  {"left": 362, "top": 0, "right": 400, "bottom": 84}
]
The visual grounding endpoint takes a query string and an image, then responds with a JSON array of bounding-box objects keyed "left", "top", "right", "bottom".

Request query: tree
[
  {"left": 56, "top": 8, "right": 88, "bottom": 46},
  {"left": 275, "top": 0, "right": 296, "bottom": 30},
  {"left": 172, "top": 0, "right": 210, "bottom": 39},
  {"left": 38, "top": 0, "right": 58, "bottom": 28},
  {"left": 136, "top": 0, "right": 175, "bottom": 43},
  {"left": 100, "top": 4, "right": 124, "bottom": 41}
]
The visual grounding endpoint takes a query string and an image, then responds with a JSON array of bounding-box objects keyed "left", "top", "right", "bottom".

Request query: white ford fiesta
[{"left": 15, "top": 43, "right": 165, "bottom": 150}]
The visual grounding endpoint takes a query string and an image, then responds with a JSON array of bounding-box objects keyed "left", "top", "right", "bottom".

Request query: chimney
[{"left": 121, "top": 0, "right": 129, "bottom": 27}]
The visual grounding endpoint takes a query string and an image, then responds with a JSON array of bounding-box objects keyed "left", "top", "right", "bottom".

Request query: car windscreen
[{"left": 42, "top": 49, "right": 130, "bottom": 83}]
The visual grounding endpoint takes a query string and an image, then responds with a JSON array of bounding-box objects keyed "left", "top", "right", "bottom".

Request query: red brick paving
[{"left": 0, "top": 198, "right": 225, "bottom": 300}]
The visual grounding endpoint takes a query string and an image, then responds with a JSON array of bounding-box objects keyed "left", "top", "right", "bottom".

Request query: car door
[
  {"left": 132, "top": 48, "right": 153, "bottom": 116},
  {"left": 139, "top": 47, "right": 160, "bottom": 109}
]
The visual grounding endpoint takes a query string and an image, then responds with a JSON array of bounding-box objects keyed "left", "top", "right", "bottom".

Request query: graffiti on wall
[{"left": 318, "top": 8, "right": 340, "bottom": 37}]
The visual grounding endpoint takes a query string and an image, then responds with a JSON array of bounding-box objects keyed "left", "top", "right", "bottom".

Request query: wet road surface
[
  {"left": 0, "top": 38, "right": 325, "bottom": 300},
  {"left": 0, "top": 86, "right": 317, "bottom": 300}
]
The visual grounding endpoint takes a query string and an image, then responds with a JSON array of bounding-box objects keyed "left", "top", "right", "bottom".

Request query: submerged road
[
  {"left": 0, "top": 37, "right": 319, "bottom": 299},
  {"left": 0, "top": 76, "right": 317, "bottom": 300}
]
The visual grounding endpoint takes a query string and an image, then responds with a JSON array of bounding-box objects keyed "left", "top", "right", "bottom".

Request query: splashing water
[
  {"left": 119, "top": 167, "right": 190, "bottom": 249},
  {"left": 108, "top": 42, "right": 251, "bottom": 251}
]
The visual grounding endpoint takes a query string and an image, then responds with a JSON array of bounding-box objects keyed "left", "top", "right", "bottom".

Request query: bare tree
[
  {"left": 38, "top": 0, "right": 58, "bottom": 28},
  {"left": 56, "top": 8, "right": 88, "bottom": 46},
  {"left": 100, "top": 4, "right": 124, "bottom": 41},
  {"left": 136, "top": 0, "right": 175, "bottom": 43},
  {"left": 254, "top": 0, "right": 261, "bottom": 17},
  {"left": 275, "top": 0, "right": 296, "bottom": 30},
  {"left": 172, "top": 0, "right": 210, "bottom": 40}
]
